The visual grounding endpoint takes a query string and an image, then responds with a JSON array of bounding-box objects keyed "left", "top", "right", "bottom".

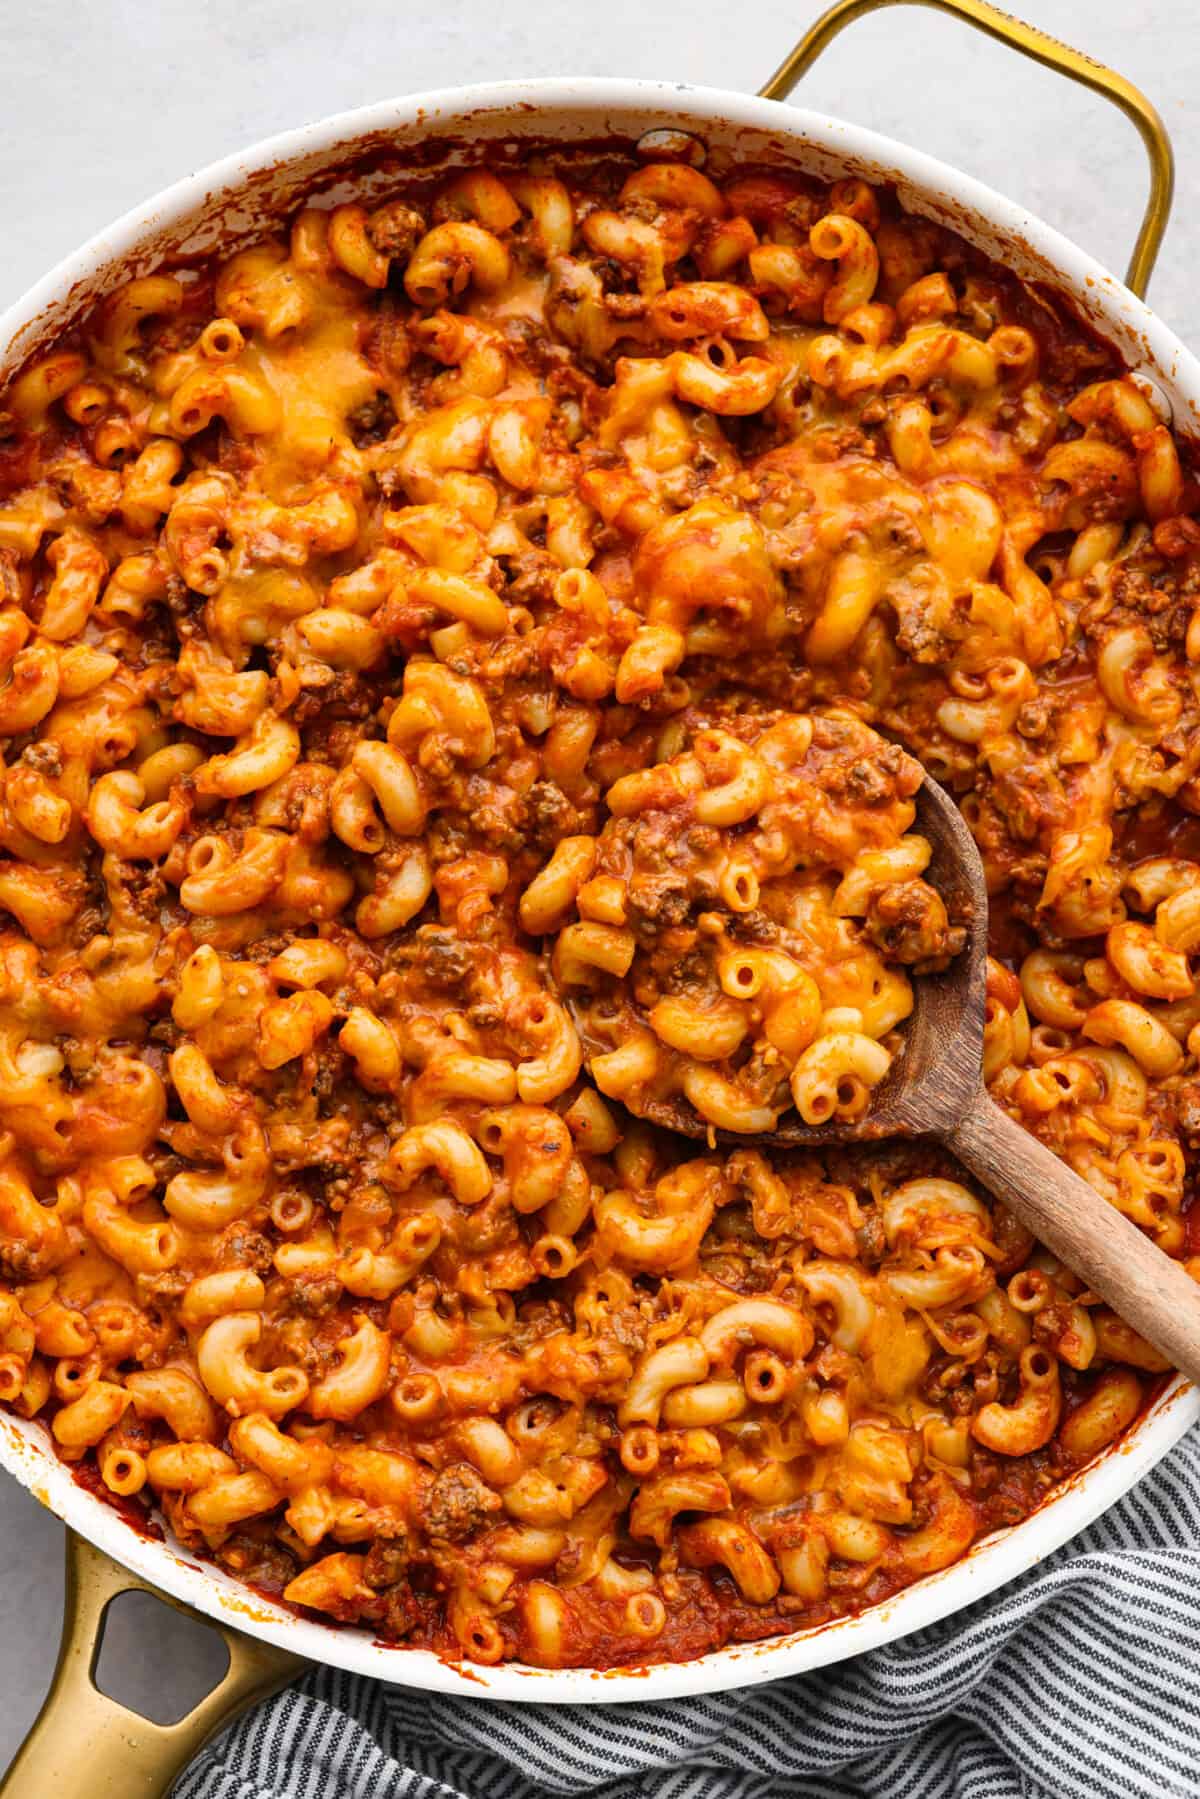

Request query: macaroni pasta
[{"left": 0, "top": 150, "right": 1190, "bottom": 1670}]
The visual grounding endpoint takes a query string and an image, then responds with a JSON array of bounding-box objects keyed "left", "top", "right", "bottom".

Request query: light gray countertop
[{"left": 0, "top": 0, "right": 1197, "bottom": 1776}]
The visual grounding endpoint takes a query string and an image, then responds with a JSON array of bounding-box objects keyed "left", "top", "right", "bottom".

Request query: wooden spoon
[{"left": 581, "top": 773, "right": 1200, "bottom": 1386}]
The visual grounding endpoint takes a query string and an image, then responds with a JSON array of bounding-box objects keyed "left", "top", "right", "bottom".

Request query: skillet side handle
[
  {"left": 0, "top": 1529, "right": 306, "bottom": 1799},
  {"left": 759, "top": 0, "right": 1174, "bottom": 297},
  {"left": 947, "top": 1087, "right": 1200, "bottom": 1387}
]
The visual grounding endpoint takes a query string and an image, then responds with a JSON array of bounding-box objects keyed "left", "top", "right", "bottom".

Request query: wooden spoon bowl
[
  {"left": 577, "top": 771, "right": 1200, "bottom": 1385},
  {"left": 623, "top": 776, "right": 987, "bottom": 1147}
]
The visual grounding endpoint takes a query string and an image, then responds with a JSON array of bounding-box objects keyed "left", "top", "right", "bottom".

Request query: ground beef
[
  {"left": 839, "top": 744, "right": 908, "bottom": 806},
  {"left": 855, "top": 1212, "right": 888, "bottom": 1264},
  {"left": 626, "top": 871, "right": 690, "bottom": 928},
  {"left": 290, "top": 671, "right": 373, "bottom": 727},
  {"left": 889, "top": 587, "right": 955, "bottom": 664},
  {"left": 718, "top": 911, "right": 778, "bottom": 950},
  {"left": 216, "top": 1530, "right": 298, "bottom": 1595},
  {"left": 71, "top": 903, "right": 110, "bottom": 947},
  {"left": 19, "top": 739, "right": 63, "bottom": 776},
  {"left": 0, "top": 547, "right": 21, "bottom": 606},
  {"left": 1174, "top": 1080, "right": 1200, "bottom": 1144},
  {"left": 864, "top": 880, "right": 965, "bottom": 965},
  {"left": 221, "top": 1230, "right": 274, "bottom": 1275},
  {"left": 420, "top": 1464, "right": 503, "bottom": 1542},
  {"left": 137, "top": 1268, "right": 190, "bottom": 1303},
  {"left": 379, "top": 1581, "right": 421, "bottom": 1639},
  {"left": 410, "top": 926, "right": 473, "bottom": 988},
  {"left": 369, "top": 203, "right": 426, "bottom": 259},
  {"left": 524, "top": 779, "right": 580, "bottom": 844},
  {"left": 165, "top": 571, "right": 205, "bottom": 631},
  {"left": 108, "top": 863, "right": 167, "bottom": 923},
  {"left": 347, "top": 392, "right": 397, "bottom": 447},
  {"left": 0, "top": 1239, "right": 50, "bottom": 1280},
  {"left": 602, "top": 1307, "right": 650, "bottom": 1356},
  {"left": 279, "top": 1274, "right": 343, "bottom": 1318},
  {"left": 362, "top": 1534, "right": 410, "bottom": 1589},
  {"left": 503, "top": 551, "right": 558, "bottom": 605},
  {"left": 1103, "top": 564, "right": 1193, "bottom": 652},
  {"left": 242, "top": 932, "right": 294, "bottom": 963},
  {"left": 311, "top": 1042, "right": 345, "bottom": 1103}
]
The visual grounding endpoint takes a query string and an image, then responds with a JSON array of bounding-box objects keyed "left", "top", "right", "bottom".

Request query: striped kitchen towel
[{"left": 176, "top": 1426, "right": 1200, "bottom": 1799}]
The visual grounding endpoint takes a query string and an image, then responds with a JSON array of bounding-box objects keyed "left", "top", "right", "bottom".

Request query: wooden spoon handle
[{"left": 946, "top": 1087, "right": 1200, "bottom": 1385}]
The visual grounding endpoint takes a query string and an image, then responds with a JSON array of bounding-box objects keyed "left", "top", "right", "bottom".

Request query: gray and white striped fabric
[{"left": 176, "top": 1426, "right": 1200, "bottom": 1799}]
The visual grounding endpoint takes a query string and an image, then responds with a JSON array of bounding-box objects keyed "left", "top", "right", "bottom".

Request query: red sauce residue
[
  {"left": 1119, "top": 807, "right": 1200, "bottom": 868},
  {"left": 431, "top": 1650, "right": 491, "bottom": 1683},
  {"left": 70, "top": 1457, "right": 163, "bottom": 1543}
]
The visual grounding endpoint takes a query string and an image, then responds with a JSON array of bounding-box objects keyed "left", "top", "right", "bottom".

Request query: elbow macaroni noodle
[{"left": 0, "top": 150, "right": 1190, "bottom": 1669}]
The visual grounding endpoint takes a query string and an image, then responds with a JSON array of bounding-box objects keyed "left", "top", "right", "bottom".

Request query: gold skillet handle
[
  {"left": 759, "top": 0, "right": 1174, "bottom": 297},
  {"left": 0, "top": 1530, "right": 306, "bottom": 1799}
]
